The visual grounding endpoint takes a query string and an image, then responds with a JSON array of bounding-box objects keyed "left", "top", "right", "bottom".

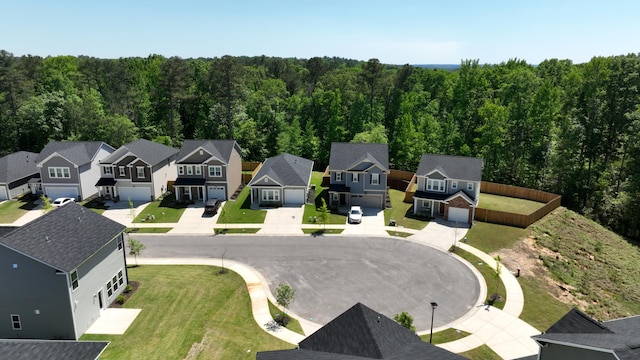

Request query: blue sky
[{"left": 1, "top": 0, "right": 638, "bottom": 64}]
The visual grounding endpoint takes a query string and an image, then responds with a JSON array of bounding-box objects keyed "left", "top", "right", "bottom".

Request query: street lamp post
[{"left": 429, "top": 301, "right": 438, "bottom": 343}]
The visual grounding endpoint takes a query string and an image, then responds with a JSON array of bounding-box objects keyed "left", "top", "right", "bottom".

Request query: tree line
[{"left": 1, "top": 50, "right": 639, "bottom": 238}]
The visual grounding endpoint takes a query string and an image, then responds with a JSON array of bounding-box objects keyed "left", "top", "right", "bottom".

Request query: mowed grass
[
  {"left": 126, "top": 227, "right": 172, "bottom": 233},
  {"left": 81, "top": 265, "right": 293, "bottom": 359},
  {"left": 133, "top": 194, "right": 187, "bottom": 223},
  {"left": 464, "top": 222, "right": 527, "bottom": 253},
  {"left": 518, "top": 275, "right": 571, "bottom": 331},
  {"left": 454, "top": 248, "right": 506, "bottom": 309},
  {"left": 303, "top": 172, "right": 347, "bottom": 225},
  {"left": 81, "top": 198, "right": 109, "bottom": 215},
  {"left": 217, "top": 187, "right": 266, "bottom": 224},
  {"left": 478, "top": 193, "right": 545, "bottom": 214},
  {"left": 267, "top": 300, "right": 305, "bottom": 335},
  {"left": 459, "top": 344, "right": 503, "bottom": 360},
  {"left": 0, "top": 197, "right": 38, "bottom": 223},
  {"left": 420, "top": 328, "right": 470, "bottom": 344},
  {"left": 384, "top": 189, "right": 428, "bottom": 230}
]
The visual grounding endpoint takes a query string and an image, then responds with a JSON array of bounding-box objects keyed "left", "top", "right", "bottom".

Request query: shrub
[
  {"left": 125, "top": 284, "right": 133, "bottom": 293},
  {"left": 116, "top": 294, "right": 126, "bottom": 304}
]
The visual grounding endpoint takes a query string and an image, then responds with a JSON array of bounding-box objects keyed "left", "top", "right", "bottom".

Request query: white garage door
[
  {"left": 0, "top": 186, "right": 8, "bottom": 201},
  {"left": 46, "top": 187, "right": 79, "bottom": 200},
  {"left": 208, "top": 186, "right": 226, "bottom": 200},
  {"left": 448, "top": 207, "right": 470, "bottom": 224},
  {"left": 350, "top": 194, "right": 382, "bottom": 209},
  {"left": 119, "top": 187, "right": 151, "bottom": 202},
  {"left": 284, "top": 188, "right": 305, "bottom": 205}
]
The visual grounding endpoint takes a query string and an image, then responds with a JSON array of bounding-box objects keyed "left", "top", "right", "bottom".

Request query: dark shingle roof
[
  {"left": 248, "top": 153, "right": 313, "bottom": 187},
  {"left": 415, "top": 154, "right": 483, "bottom": 181},
  {"left": 35, "top": 141, "right": 112, "bottom": 166},
  {"left": 545, "top": 308, "right": 612, "bottom": 334},
  {"left": 101, "top": 139, "right": 178, "bottom": 166},
  {"left": 0, "top": 151, "right": 39, "bottom": 184},
  {"left": 0, "top": 340, "right": 108, "bottom": 360},
  {"left": 176, "top": 139, "right": 241, "bottom": 164},
  {"left": 0, "top": 203, "right": 125, "bottom": 272},
  {"left": 329, "top": 143, "right": 389, "bottom": 172}
]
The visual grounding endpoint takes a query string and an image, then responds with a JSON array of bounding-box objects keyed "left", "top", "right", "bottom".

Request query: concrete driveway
[
  {"left": 101, "top": 200, "right": 150, "bottom": 226},
  {"left": 342, "top": 207, "right": 387, "bottom": 236},
  {"left": 258, "top": 206, "right": 305, "bottom": 235}
]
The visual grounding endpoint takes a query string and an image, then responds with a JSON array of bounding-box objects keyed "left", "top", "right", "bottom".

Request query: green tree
[
  {"left": 210, "top": 55, "right": 244, "bottom": 140},
  {"left": 393, "top": 311, "right": 416, "bottom": 332},
  {"left": 128, "top": 238, "right": 146, "bottom": 267},
  {"left": 40, "top": 195, "right": 53, "bottom": 214},
  {"left": 275, "top": 283, "right": 296, "bottom": 324},
  {"left": 317, "top": 198, "right": 329, "bottom": 230},
  {"left": 351, "top": 124, "right": 388, "bottom": 144},
  {"left": 360, "top": 58, "right": 384, "bottom": 123}
]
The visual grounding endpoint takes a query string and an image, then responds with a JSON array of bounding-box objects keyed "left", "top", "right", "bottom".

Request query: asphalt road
[{"left": 131, "top": 234, "right": 481, "bottom": 331}]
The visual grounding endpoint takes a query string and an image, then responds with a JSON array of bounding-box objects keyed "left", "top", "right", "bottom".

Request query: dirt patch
[{"left": 491, "top": 237, "right": 589, "bottom": 310}]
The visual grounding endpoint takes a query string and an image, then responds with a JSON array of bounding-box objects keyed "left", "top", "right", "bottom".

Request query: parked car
[
  {"left": 52, "top": 197, "right": 75, "bottom": 208},
  {"left": 348, "top": 206, "right": 363, "bottom": 224},
  {"left": 204, "top": 199, "right": 221, "bottom": 215}
]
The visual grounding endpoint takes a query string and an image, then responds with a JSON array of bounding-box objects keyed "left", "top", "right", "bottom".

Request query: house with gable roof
[
  {"left": 328, "top": 143, "right": 389, "bottom": 209},
  {"left": 173, "top": 139, "right": 243, "bottom": 202},
  {"left": 95, "top": 138, "right": 178, "bottom": 202},
  {"left": 34, "top": 141, "right": 115, "bottom": 201},
  {"left": 257, "top": 302, "right": 465, "bottom": 359},
  {"left": 0, "top": 151, "right": 39, "bottom": 201},
  {"left": 412, "top": 154, "right": 483, "bottom": 224},
  {"left": 527, "top": 308, "right": 640, "bottom": 360},
  {"left": 0, "top": 203, "right": 127, "bottom": 340},
  {"left": 247, "top": 153, "right": 313, "bottom": 207}
]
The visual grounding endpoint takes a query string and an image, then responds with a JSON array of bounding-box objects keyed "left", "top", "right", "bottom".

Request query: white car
[
  {"left": 52, "top": 197, "right": 75, "bottom": 208},
  {"left": 348, "top": 206, "right": 363, "bottom": 224}
]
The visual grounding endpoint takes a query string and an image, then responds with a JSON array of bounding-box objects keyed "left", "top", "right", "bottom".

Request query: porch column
[
  {"left": 175, "top": 187, "right": 180, "bottom": 201},
  {"left": 413, "top": 198, "right": 418, "bottom": 215}
]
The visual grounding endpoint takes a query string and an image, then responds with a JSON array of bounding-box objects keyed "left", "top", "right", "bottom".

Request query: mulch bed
[{"left": 109, "top": 280, "right": 140, "bottom": 308}]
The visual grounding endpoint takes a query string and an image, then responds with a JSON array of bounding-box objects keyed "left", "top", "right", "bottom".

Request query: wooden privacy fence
[
  {"left": 242, "top": 162, "right": 262, "bottom": 184},
  {"left": 475, "top": 181, "right": 561, "bottom": 228}
]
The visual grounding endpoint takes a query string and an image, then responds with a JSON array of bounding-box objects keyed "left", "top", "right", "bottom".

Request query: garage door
[
  {"left": 448, "top": 207, "right": 470, "bottom": 224},
  {"left": 284, "top": 188, "right": 305, "bottom": 205},
  {"left": 208, "top": 186, "right": 226, "bottom": 201},
  {"left": 46, "top": 187, "right": 79, "bottom": 200},
  {"left": 0, "top": 186, "right": 8, "bottom": 201},
  {"left": 118, "top": 187, "right": 151, "bottom": 202},
  {"left": 350, "top": 194, "right": 382, "bottom": 209}
]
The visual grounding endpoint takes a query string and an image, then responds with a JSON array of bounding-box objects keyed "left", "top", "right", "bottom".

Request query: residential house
[
  {"left": 0, "top": 339, "right": 109, "bottom": 360},
  {"left": 0, "top": 151, "right": 39, "bottom": 201},
  {"left": 35, "top": 141, "right": 115, "bottom": 201},
  {"left": 96, "top": 139, "right": 178, "bottom": 202},
  {"left": 0, "top": 203, "right": 127, "bottom": 340},
  {"left": 257, "top": 302, "right": 465, "bottom": 359},
  {"left": 173, "top": 139, "right": 243, "bottom": 202},
  {"left": 412, "top": 154, "right": 483, "bottom": 224},
  {"left": 248, "top": 153, "right": 313, "bottom": 207},
  {"left": 527, "top": 308, "right": 640, "bottom": 360},
  {"left": 328, "top": 143, "right": 389, "bottom": 209}
]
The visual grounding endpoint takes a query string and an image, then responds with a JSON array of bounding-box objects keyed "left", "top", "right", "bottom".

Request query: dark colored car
[{"left": 204, "top": 199, "right": 221, "bottom": 215}]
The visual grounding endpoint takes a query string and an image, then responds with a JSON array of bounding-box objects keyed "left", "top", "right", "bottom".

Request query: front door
[
  {"left": 340, "top": 193, "right": 346, "bottom": 206},
  {"left": 97, "top": 290, "right": 104, "bottom": 309}
]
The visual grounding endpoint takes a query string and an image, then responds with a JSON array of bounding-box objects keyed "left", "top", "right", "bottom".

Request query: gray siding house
[
  {"left": 248, "top": 153, "right": 313, "bottom": 207},
  {"left": 328, "top": 143, "right": 389, "bottom": 209},
  {"left": 0, "top": 151, "right": 39, "bottom": 201},
  {"left": 0, "top": 203, "right": 127, "bottom": 340},
  {"left": 35, "top": 141, "right": 115, "bottom": 201},
  {"left": 96, "top": 139, "right": 178, "bottom": 202},
  {"left": 173, "top": 139, "right": 243, "bottom": 202},
  {"left": 412, "top": 154, "right": 483, "bottom": 224}
]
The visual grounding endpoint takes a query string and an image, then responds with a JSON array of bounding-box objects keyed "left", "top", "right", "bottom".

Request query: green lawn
[
  {"left": 386, "top": 230, "right": 414, "bottom": 238},
  {"left": 267, "top": 300, "right": 304, "bottom": 335},
  {"left": 133, "top": 194, "right": 187, "bottom": 223},
  {"left": 478, "top": 193, "right": 545, "bottom": 214},
  {"left": 459, "top": 344, "right": 503, "bottom": 360},
  {"left": 302, "top": 172, "right": 347, "bottom": 225},
  {"left": 126, "top": 227, "right": 172, "bottom": 233},
  {"left": 217, "top": 187, "right": 266, "bottom": 224},
  {"left": 518, "top": 275, "right": 571, "bottom": 331},
  {"left": 301, "top": 228, "right": 344, "bottom": 235},
  {"left": 420, "top": 328, "right": 470, "bottom": 344},
  {"left": 384, "top": 189, "right": 428, "bottom": 230},
  {"left": 454, "top": 248, "right": 506, "bottom": 309},
  {"left": 81, "top": 198, "right": 110, "bottom": 215},
  {"left": 81, "top": 265, "right": 293, "bottom": 359},
  {"left": 214, "top": 228, "right": 260, "bottom": 234},
  {"left": 0, "top": 196, "right": 38, "bottom": 223},
  {"left": 464, "top": 222, "right": 527, "bottom": 253}
]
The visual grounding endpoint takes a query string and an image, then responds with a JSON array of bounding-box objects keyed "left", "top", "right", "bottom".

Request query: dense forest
[{"left": 1, "top": 50, "right": 639, "bottom": 238}]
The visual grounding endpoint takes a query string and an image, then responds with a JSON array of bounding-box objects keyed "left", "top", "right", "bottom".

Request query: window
[
  {"left": 335, "top": 172, "right": 342, "bottom": 182},
  {"left": 209, "top": 166, "right": 222, "bottom": 177},
  {"left": 332, "top": 193, "right": 338, "bottom": 201},
  {"left": 261, "top": 189, "right": 280, "bottom": 201},
  {"left": 195, "top": 166, "right": 202, "bottom": 175},
  {"left": 104, "top": 167, "right": 112, "bottom": 175},
  {"left": 352, "top": 173, "right": 359, "bottom": 182},
  {"left": 117, "top": 236, "right": 123, "bottom": 251},
  {"left": 427, "top": 179, "right": 445, "bottom": 192},
  {"left": 467, "top": 182, "right": 474, "bottom": 191},
  {"left": 106, "top": 270, "right": 125, "bottom": 298},
  {"left": 187, "top": 166, "right": 193, "bottom": 175},
  {"left": 371, "top": 173, "right": 380, "bottom": 185},
  {"left": 48, "top": 167, "right": 70, "bottom": 178},
  {"left": 451, "top": 181, "right": 458, "bottom": 190},
  {"left": 137, "top": 166, "right": 145, "bottom": 178},
  {"left": 11, "top": 315, "right": 21, "bottom": 330},
  {"left": 178, "top": 166, "right": 184, "bottom": 175},
  {"left": 118, "top": 166, "right": 126, "bottom": 177},
  {"left": 70, "top": 270, "right": 79, "bottom": 290},
  {"left": 118, "top": 270, "right": 124, "bottom": 286}
]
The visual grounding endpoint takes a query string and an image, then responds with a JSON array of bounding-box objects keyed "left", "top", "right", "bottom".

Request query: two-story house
[
  {"left": 96, "top": 139, "right": 178, "bottom": 202},
  {"left": 412, "top": 154, "right": 483, "bottom": 224},
  {"left": 248, "top": 153, "right": 313, "bottom": 207},
  {"left": 173, "top": 139, "right": 243, "bottom": 202},
  {"left": 328, "top": 143, "right": 389, "bottom": 209},
  {"left": 0, "top": 203, "right": 127, "bottom": 340},
  {"left": 0, "top": 151, "right": 39, "bottom": 201},
  {"left": 35, "top": 141, "right": 115, "bottom": 201}
]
